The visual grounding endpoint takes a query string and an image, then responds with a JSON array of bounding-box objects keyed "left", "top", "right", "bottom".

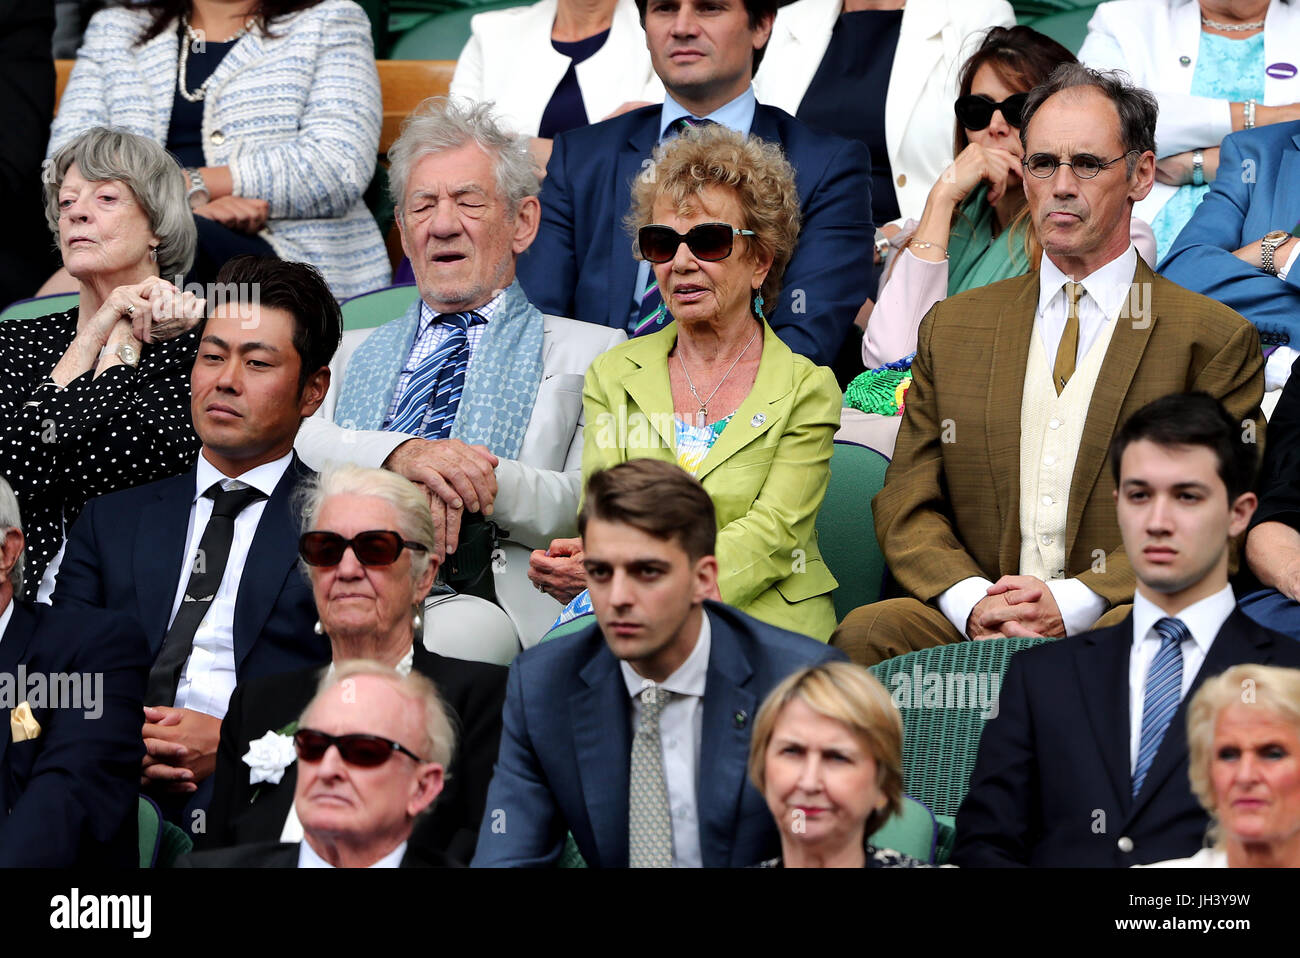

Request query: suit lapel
[
  {"left": 987, "top": 275, "right": 1037, "bottom": 569},
  {"left": 697, "top": 609, "right": 756, "bottom": 868},
  {"left": 135, "top": 473, "right": 196, "bottom": 652},
  {"left": 232, "top": 456, "right": 312, "bottom": 672},
  {"left": 570, "top": 649, "right": 631, "bottom": 867},
  {"left": 1276, "top": 143, "right": 1300, "bottom": 232},
  {"left": 1066, "top": 259, "right": 1156, "bottom": 553},
  {"left": 1072, "top": 619, "right": 1135, "bottom": 811},
  {"left": 620, "top": 333, "right": 678, "bottom": 454},
  {"left": 610, "top": 116, "right": 660, "bottom": 328}
]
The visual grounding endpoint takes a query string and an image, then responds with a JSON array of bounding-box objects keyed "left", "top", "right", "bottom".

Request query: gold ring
[{"left": 124, "top": 304, "right": 137, "bottom": 316}]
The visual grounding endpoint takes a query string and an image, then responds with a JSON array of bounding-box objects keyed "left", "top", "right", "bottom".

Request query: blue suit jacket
[
  {"left": 52, "top": 454, "right": 330, "bottom": 694},
  {"left": 471, "top": 600, "right": 846, "bottom": 867},
  {"left": 1160, "top": 120, "right": 1300, "bottom": 348},
  {"left": 953, "top": 608, "right": 1300, "bottom": 867},
  {"left": 0, "top": 600, "right": 150, "bottom": 867},
  {"left": 515, "top": 103, "right": 874, "bottom": 367}
]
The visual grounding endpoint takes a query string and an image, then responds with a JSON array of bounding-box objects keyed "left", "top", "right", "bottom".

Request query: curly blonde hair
[{"left": 625, "top": 124, "right": 801, "bottom": 310}]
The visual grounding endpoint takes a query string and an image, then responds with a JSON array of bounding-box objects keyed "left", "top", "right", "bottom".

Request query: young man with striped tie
[{"left": 953, "top": 392, "right": 1300, "bottom": 867}]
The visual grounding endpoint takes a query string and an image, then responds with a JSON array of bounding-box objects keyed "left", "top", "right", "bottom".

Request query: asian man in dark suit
[
  {"left": 514, "top": 0, "right": 873, "bottom": 370},
  {"left": 0, "top": 472, "right": 149, "bottom": 867},
  {"left": 472, "top": 459, "right": 844, "bottom": 868},
  {"left": 51, "top": 257, "right": 340, "bottom": 829},
  {"left": 954, "top": 393, "right": 1300, "bottom": 867}
]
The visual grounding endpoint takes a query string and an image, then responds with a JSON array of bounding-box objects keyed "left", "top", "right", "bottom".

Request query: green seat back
[
  {"left": 339, "top": 283, "right": 418, "bottom": 331},
  {"left": 138, "top": 795, "right": 195, "bottom": 867},
  {"left": 390, "top": 0, "right": 530, "bottom": 59},
  {"left": 1020, "top": 3, "right": 1101, "bottom": 53},
  {"left": 538, "top": 613, "right": 594, "bottom": 645},
  {"left": 868, "top": 793, "right": 938, "bottom": 863},
  {"left": 0, "top": 293, "right": 79, "bottom": 321},
  {"left": 817, "top": 440, "right": 890, "bottom": 622},
  {"left": 868, "top": 636, "right": 1055, "bottom": 822}
]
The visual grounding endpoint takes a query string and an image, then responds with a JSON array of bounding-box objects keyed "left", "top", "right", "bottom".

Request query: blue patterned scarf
[{"left": 333, "top": 280, "right": 545, "bottom": 459}]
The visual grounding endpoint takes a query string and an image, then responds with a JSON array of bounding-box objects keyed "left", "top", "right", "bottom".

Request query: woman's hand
[
  {"left": 934, "top": 142, "right": 1023, "bottom": 207},
  {"left": 528, "top": 537, "right": 587, "bottom": 605},
  {"left": 137, "top": 278, "right": 206, "bottom": 343},
  {"left": 194, "top": 195, "right": 270, "bottom": 234},
  {"left": 1155, "top": 147, "right": 1220, "bottom": 186}
]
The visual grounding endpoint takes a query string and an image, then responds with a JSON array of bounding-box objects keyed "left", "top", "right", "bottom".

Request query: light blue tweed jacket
[{"left": 49, "top": 0, "right": 390, "bottom": 299}]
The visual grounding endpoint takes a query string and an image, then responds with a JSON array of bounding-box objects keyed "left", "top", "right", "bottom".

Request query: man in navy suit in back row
[
  {"left": 515, "top": 0, "right": 874, "bottom": 369},
  {"left": 51, "top": 256, "right": 338, "bottom": 828},
  {"left": 473, "top": 459, "right": 844, "bottom": 868}
]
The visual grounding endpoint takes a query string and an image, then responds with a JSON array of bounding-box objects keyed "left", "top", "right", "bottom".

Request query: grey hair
[
  {"left": 1019, "top": 63, "right": 1159, "bottom": 176},
  {"left": 305, "top": 659, "right": 457, "bottom": 770},
  {"left": 43, "top": 127, "right": 197, "bottom": 281},
  {"left": 386, "top": 96, "right": 539, "bottom": 219},
  {"left": 0, "top": 475, "right": 23, "bottom": 599},
  {"left": 295, "top": 463, "right": 438, "bottom": 586}
]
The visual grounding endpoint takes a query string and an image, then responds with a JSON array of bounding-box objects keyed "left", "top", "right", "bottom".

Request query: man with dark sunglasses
[
  {"left": 832, "top": 64, "right": 1265, "bottom": 668},
  {"left": 51, "top": 256, "right": 340, "bottom": 830},
  {"left": 512, "top": 0, "right": 873, "bottom": 373},
  {"left": 180, "top": 663, "right": 460, "bottom": 867}
]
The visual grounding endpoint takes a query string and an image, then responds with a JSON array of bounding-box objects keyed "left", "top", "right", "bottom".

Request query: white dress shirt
[
  {"left": 1127, "top": 585, "right": 1231, "bottom": 772},
  {"left": 297, "top": 839, "right": 407, "bottom": 868},
  {"left": 936, "top": 247, "right": 1140, "bottom": 638},
  {"left": 619, "top": 611, "right": 711, "bottom": 868},
  {"left": 169, "top": 452, "right": 293, "bottom": 719}
]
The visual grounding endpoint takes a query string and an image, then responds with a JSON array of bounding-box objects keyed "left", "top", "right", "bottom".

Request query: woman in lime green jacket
[{"left": 531, "top": 124, "right": 842, "bottom": 641}]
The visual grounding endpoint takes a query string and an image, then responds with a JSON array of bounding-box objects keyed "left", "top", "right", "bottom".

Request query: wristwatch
[
  {"left": 874, "top": 227, "right": 892, "bottom": 264},
  {"left": 185, "top": 167, "right": 210, "bottom": 208},
  {"left": 1261, "top": 229, "right": 1292, "bottom": 275},
  {"left": 1191, "top": 149, "right": 1204, "bottom": 186},
  {"left": 100, "top": 341, "right": 140, "bottom": 367}
]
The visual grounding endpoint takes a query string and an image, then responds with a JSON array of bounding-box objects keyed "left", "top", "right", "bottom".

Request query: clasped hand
[
  {"left": 141, "top": 705, "right": 222, "bottom": 793},
  {"left": 966, "top": 574, "right": 1065, "bottom": 640}
]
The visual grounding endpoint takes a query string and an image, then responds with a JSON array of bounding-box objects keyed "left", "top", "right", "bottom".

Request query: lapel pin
[
  {"left": 750, "top": 413, "right": 765, "bottom": 428},
  {"left": 1179, "top": 55, "right": 1191, "bottom": 66},
  {"left": 733, "top": 710, "right": 748, "bottom": 729}
]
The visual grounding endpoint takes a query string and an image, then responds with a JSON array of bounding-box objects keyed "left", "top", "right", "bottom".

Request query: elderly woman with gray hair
[
  {"left": 206, "top": 463, "right": 508, "bottom": 865},
  {"left": 0, "top": 126, "right": 205, "bottom": 595}
]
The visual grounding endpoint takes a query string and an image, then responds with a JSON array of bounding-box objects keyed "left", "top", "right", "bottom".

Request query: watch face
[
  {"left": 118, "top": 343, "right": 139, "bottom": 365},
  {"left": 1264, "top": 230, "right": 1291, "bottom": 245}
]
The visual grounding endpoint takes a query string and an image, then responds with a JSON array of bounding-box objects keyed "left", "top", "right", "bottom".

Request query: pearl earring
[
  {"left": 412, "top": 610, "right": 423, "bottom": 632},
  {"left": 313, "top": 620, "right": 324, "bottom": 635}
]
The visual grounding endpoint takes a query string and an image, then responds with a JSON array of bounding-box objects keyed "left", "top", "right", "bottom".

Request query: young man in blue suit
[
  {"left": 514, "top": 0, "right": 874, "bottom": 369},
  {"left": 0, "top": 473, "right": 149, "bottom": 866},
  {"left": 472, "top": 459, "right": 844, "bottom": 868},
  {"left": 954, "top": 392, "right": 1300, "bottom": 867},
  {"left": 51, "top": 256, "right": 339, "bottom": 829},
  {"left": 1160, "top": 120, "right": 1300, "bottom": 363}
]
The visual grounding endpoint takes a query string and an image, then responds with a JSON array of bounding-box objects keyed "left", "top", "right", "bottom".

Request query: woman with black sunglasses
[
  {"left": 846, "top": 26, "right": 1157, "bottom": 457},
  {"left": 204, "top": 464, "right": 509, "bottom": 865}
]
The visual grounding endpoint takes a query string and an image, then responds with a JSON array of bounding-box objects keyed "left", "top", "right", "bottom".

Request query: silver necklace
[
  {"left": 1201, "top": 14, "right": 1265, "bottom": 31},
  {"left": 177, "top": 16, "right": 254, "bottom": 102},
  {"left": 677, "top": 324, "right": 760, "bottom": 424}
]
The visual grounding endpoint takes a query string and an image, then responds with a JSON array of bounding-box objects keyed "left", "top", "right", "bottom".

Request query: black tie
[{"left": 145, "top": 483, "right": 268, "bottom": 707}]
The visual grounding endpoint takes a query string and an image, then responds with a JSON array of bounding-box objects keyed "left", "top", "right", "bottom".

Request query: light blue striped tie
[
  {"left": 385, "top": 312, "right": 473, "bottom": 439},
  {"left": 1132, "top": 617, "right": 1187, "bottom": 797}
]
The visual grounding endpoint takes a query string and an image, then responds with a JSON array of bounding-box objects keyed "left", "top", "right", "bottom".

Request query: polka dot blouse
[{"left": 0, "top": 308, "right": 201, "bottom": 595}]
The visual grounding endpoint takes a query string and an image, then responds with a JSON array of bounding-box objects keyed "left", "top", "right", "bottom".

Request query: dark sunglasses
[
  {"left": 954, "top": 93, "right": 1028, "bottom": 131},
  {"left": 298, "top": 530, "right": 428, "bottom": 567},
  {"left": 1022, "top": 150, "right": 1138, "bottom": 179},
  {"left": 637, "top": 222, "right": 756, "bottom": 263},
  {"left": 293, "top": 728, "right": 424, "bottom": 767}
]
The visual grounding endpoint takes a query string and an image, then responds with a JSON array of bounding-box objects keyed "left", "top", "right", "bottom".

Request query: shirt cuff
[
  {"left": 937, "top": 576, "right": 995, "bottom": 637},
  {"left": 1277, "top": 241, "right": 1300, "bottom": 282},
  {"left": 1266, "top": 346, "right": 1298, "bottom": 392},
  {"left": 1044, "top": 578, "right": 1108, "bottom": 635}
]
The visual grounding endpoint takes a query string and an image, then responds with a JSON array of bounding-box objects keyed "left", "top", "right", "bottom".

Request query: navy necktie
[{"left": 1132, "top": 616, "right": 1188, "bottom": 797}]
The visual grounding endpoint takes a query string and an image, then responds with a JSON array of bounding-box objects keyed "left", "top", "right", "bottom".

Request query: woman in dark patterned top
[
  {"left": 0, "top": 127, "right": 204, "bottom": 595},
  {"left": 748, "top": 662, "right": 928, "bottom": 868}
]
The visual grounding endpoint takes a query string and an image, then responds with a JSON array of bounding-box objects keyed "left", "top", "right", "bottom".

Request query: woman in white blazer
[
  {"left": 1079, "top": 0, "right": 1300, "bottom": 261},
  {"left": 48, "top": 0, "right": 390, "bottom": 301},
  {"left": 450, "top": 0, "right": 662, "bottom": 167},
  {"left": 754, "top": 0, "right": 1014, "bottom": 227}
]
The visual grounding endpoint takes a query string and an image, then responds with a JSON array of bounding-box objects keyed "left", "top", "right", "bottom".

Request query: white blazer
[
  {"left": 1079, "top": 0, "right": 1300, "bottom": 224},
  {"left": 450, "top": 0, "right": 664, "bottom": 137},
  {"left": 754, "top": 0, "right": 1015, "bottom": 224},
  {"left": 294, "top": 310, "right": 626, "bottom": 646}
]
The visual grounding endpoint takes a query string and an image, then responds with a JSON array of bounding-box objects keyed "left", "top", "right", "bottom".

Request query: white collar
[
  {"left": 326, "top": 645, "right": 416, "bottom": 679},
  {"left": 1130, "top": 584, "right": 1235, "bottom": 656},
  {"left": 194, "top": 449, "right": 293, "bottom": 502},
  {"left": 621, "top": 608, "right": 711, "bottom": 699},
  {"left": 1037, "top": 244, "right": 1139, "bottom": 322},
  {"left": 297, "top": 838, "right": 408, "bottom": 868}
]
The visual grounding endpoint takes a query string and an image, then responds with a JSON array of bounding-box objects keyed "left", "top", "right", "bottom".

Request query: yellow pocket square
[{"left": 10, "top": 702, "right": 40, "bottom": 742}]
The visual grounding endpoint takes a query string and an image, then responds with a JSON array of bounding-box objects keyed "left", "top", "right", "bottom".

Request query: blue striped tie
[
  {"left": 385, "top": 312, "right": 473, "bottom": 439},
  {"left": 1132, "top": 617, "right": 1187, "bottom": 797}
]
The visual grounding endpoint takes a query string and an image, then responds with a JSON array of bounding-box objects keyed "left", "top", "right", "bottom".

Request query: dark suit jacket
[
  {"left": 877, "top": 258, "right": 1264, "bottom": 612},
  {"left": 205, "top": 643, "right": 507, "bottom": 864},
  {"left": 471, "top": 600, "right": 846, "bottom": 867},
  {"left": 1160, "top": 120, "right": 1300, "bottom": 348},
  {"left": 515, "top": 102, "right": 874, "bottom": 367},
  {"left": 953, "top": 608, "right": 1300, "bottom": 867},
  {"left": 52, "top": 454, "right": 330, "bottom": 689},
  {"left": 0, "top": 599, "right": 149, "bottom": 867},
  {"left": 176, "top": 839, "right": 459, "bottom": 868},
  {"left": 1251, "top": 353, "right": 1300, "bottom": 534}
]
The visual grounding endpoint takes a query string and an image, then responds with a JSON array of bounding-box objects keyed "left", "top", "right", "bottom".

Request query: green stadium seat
[
  {"left": 390, "top": 0, "right": 530, "bottom": 60},
  {"left": 817, "top": 440, "right": 890, "bottom": 622},
  {"left": 339, "top": 283, "right": 418, "bottom": 331},
  {"left": 0, "top": 293, "right": 79, "bottom": 321}
]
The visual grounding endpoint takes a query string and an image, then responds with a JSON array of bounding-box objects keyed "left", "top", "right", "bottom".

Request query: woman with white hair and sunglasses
[{"left": 205, "top": 463, "right": 508, "bottom": 865}]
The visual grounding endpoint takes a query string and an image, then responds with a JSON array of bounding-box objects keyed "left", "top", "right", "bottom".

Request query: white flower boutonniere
[{"left": 243, "top": 725, "right": 298, "bottom": 786}]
